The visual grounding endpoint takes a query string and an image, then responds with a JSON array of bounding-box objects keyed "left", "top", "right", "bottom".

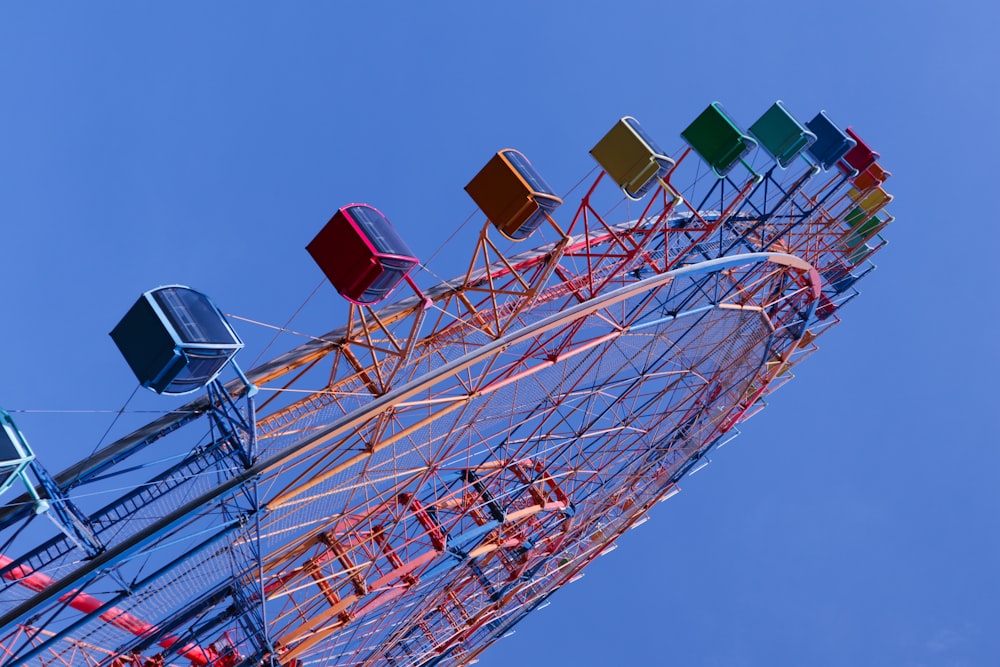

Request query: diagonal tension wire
[{"left": 88, "top": 384, "right": 141, "bottom": 459}]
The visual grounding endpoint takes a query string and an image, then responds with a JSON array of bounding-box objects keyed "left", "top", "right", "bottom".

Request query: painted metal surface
[{"left": 0, "top": 100, "right": 894, "bottom": 667}]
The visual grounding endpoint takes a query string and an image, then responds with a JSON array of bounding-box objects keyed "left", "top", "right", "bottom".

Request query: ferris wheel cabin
[
  {"left": 804, "top": 111, "right": 857, "bottom": 170},
  {"left": 840, "top": 127, "right": 881, "bottom": 176},
  {"left": 681, "top": 102, "right": 759, "bottom": 178},
  {"left": 0, "top": 410, "right": 34, "bottom": 498},
  {"left": 590, "top": 116, "right": 675, "bottom": 200},
  {"left": 748, "top": 101, "right": 818, "bottom": 169},
  {"left": 110, "top": 286, "right": 244, "bottom": 395},
  {"left": 307, "top": 204, "right": 419, "bottom": 305},
  {"left": 465, "top": 149, "right": 562, "bottom": 241}
]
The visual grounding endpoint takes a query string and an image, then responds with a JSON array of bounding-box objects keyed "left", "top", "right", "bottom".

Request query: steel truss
[{"left": 0, "top": 130, "right": 892, "bottom": 666}]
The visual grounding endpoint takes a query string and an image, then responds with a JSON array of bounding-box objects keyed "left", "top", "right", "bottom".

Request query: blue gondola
[{"left": 110, "top": 286, "right": 244, "bottom": 395}]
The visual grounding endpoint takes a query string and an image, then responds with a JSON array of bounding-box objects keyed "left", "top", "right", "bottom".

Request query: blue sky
[{"left": 0, "top": 2, "right": 997, "bottom": 666}]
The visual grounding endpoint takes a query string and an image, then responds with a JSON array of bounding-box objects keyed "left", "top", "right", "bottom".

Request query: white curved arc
[
  {"left": 264, "top": 251, "right": 817, "bottom": 509},
  {"left": 0, "top": 252, "right": 818, "bottom": 638}
]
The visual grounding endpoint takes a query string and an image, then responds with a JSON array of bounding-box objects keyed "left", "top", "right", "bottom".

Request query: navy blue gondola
[
  {"left": 110, "top": 286, "right": 244, "bottom": 395},
  {"left": 805, "top": 111, "right": 856, "bottom": 170}
]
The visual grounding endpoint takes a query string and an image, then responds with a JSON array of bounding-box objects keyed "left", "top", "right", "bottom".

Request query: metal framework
[{"left": 0, "top": 107, "right": 893, "bottom": 667}]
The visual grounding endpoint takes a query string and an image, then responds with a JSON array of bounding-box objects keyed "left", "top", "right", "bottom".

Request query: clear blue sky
[{"left": 0, "top": 2, "right": 997, "bottom": 666}]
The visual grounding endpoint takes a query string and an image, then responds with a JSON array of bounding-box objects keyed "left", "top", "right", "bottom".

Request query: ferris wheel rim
[
  {"left": 256, "top": 250, "right": 821, "bottom": 491},
  {"left": 0, "top": 250, "right": 819, "bottom": 637}
]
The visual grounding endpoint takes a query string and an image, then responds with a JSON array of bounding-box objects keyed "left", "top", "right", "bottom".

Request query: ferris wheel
[{"left": 0, "top": 100, "right": 893, "bottom": 667}]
